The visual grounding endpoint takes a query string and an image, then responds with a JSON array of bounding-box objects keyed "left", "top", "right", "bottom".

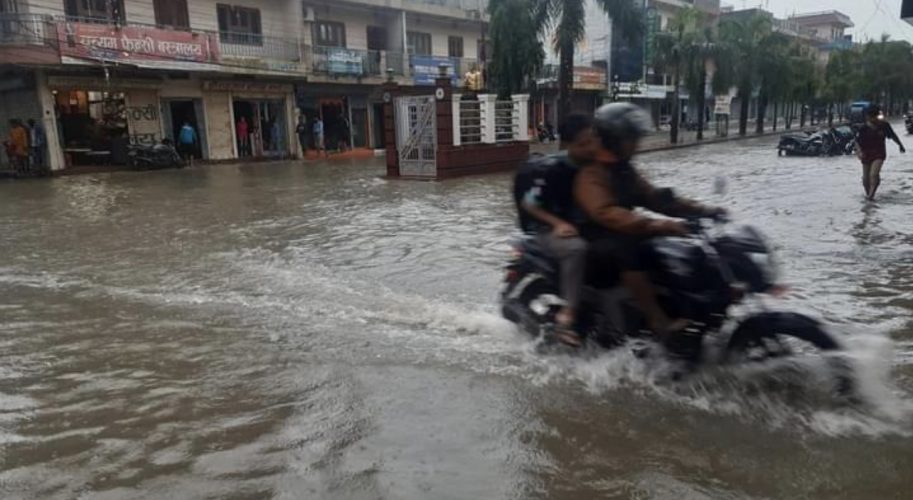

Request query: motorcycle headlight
[{"left": 747, "top": 251, "right": 779, "bottom": 287}]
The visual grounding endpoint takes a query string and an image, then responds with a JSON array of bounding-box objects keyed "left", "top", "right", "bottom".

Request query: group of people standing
[
  {"left": 4, "top": 118, "right": 47, "bottom": 176},
  {"left": 235, "top": 116, "right": 286, "bottom": 158},
  {"left": 295, "top": 113, "right": 351, "bottom": 160}
]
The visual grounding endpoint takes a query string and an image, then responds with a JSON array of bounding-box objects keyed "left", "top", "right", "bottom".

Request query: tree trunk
[
  {"left": 756, "top": 91, "right": 767, "bottom": 134},
  {"left": 738, "top": 91, "right": 749, "bottom": 136},
  {"left": 772, "top": 101, "right": 778, "bottom": 131},
  {"left": 557, "top": 37, "right": 574, "bottom": 148},
  {"left": 671, "top": 68, "right": 681, "bottom": 144},
  {"left": 696, "top": 66, "right": 706, "bottom": 141}
]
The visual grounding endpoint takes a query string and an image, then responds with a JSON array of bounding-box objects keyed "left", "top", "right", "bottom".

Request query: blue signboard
[{"left": 411, "top": 55, "right": 459, "bottom": 86}]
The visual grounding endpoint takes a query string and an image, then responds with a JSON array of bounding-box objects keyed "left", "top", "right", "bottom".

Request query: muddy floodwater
[{"left": 2, "top": 135, "right": 913, "bottom": 499}]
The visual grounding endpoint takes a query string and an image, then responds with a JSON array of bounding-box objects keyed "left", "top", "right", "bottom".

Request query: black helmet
[{"left": 593, "top": 102, "right": 653, "bottom": 152}]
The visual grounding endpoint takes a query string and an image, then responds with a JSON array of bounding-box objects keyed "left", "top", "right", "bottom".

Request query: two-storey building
[{"left": 0, "top": 0, "right": 488, "bottom": 171}]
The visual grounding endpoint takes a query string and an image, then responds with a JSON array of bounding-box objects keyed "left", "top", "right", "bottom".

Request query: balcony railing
[
  {"left": 310, "top": 46, "right": 406, "bottom": 77},
  {"left": 0, "top": 13, "right": 56, "bottom": 47},
  {"left": 219, "top": 31, "right": 300, "bottom": 62}
]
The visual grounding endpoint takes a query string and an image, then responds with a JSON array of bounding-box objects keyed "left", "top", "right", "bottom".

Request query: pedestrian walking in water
[
  {"left": 178, "top": 120, "right": 197, "bottom": 164},
  {"left": 296, "top": 115, "right": 308, "bottom": 159},
  {"left": 27, "top": 118, "right": 46, "bottom": 171},
  {"left": 854, "top": 106, "right": 905, "bottom": 201}
]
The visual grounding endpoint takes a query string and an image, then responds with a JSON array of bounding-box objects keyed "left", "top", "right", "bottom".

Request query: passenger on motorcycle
[
  {"left": 515, "top": 114, "right": 598, "bottom": 346},
  {"left": 574, "top": 103, "right": 726, "bottom": 341}
]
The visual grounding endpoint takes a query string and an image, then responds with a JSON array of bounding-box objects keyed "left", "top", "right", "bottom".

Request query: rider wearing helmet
[{"left": 574, "top": 103, "right": 725, "bottom": 339}]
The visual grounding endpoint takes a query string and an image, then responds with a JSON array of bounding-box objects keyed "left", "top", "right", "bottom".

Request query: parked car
[{"left": 848, "top": 101, "right": 873, "bottom": 125}]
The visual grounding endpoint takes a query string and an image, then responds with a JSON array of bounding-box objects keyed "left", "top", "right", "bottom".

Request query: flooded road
[{"left": 2, "top": 135, "right": 912, "bottom": 499}]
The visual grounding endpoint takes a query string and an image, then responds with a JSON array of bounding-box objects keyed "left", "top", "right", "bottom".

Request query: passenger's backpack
[{"left": 512, "top": 153, "right": 561, "bottom": 232}]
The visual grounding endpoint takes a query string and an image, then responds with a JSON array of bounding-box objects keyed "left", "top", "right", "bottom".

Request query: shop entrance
[
  {"left": 320, "top": 99, "right": 345, "bottom": 152},
  {"left": 232, "top": 98, "right": 287, "bottom": 158},
  {"left": 162, "top": 99, "right": 207, "bottom": 159},
  {"left": 351, "top": 108, "right": 367, "bottom": 149},
  {"left": 55, "top": 90, "right": 131, "bottom": 166},
  {"left": 372, "top": 103, "right": 385, "bottom": 149}
]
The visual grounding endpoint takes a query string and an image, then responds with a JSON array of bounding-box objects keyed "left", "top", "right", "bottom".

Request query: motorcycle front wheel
[{"left": 725, "top": 312, "right": 852, "bottom": 396}]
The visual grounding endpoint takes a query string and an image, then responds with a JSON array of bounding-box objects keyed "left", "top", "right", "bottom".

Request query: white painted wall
[{"left": 405, "top": 14, "right": 480, "bottom": 58}]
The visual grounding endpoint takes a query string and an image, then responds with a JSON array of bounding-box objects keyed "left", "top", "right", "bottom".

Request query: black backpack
[{"left": 513, "top": 153, "right": 563, "bottom": 233}]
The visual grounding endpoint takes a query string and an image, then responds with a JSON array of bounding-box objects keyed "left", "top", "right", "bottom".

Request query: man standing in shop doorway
[
  {"left": 27, "top": 119, "right": 46, "bottom": 171},
  {"left": 4, "top": 119, "right": 30, "bottom": 175},
  {"left": 313, "top": 116, "right": 327, "bottom": 158},
  {"left": 178, "top": 120, "right": 198, "bottom": 165},
  {"left": 236, "top": 116, "right": 250, "bottom": 157},
  {"left": 296, "top": 115, "right": 308, "bottom": 159}
]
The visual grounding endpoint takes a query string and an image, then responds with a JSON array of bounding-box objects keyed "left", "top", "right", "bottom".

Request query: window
[
  {"left": 477, "top": 39, "right": 491, "bottom": 61},
  {"left": 217, "top": 4, "right": 262, "bottom": 45},
  {"left": 407, "top": 31, "right": 431, "bottom": 55},
  {"left": 315, "top": 21, "right": 346, "bottom": 47},
  {"left": 64, "top": 0, "right": 125, "bottom": 23},
  {"left": 367, "top": 26, "right": 387, "bottom": 51},
  {"left": 448, "top": 36, "right": 463, "bottom": 58},
  {"left": 154, "top": 0, "right": 189, "bottom": 29}
]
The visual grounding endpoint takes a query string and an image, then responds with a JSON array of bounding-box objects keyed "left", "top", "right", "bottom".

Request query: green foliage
[
  {"left": 533, "top": 0, "right": 643, "bottom": 124},
  {"left": 487, "top": 0, "right": 544, "bottom": 98},
  {"left": 826, "top": 38, "right": 913, "bottom": 110}
]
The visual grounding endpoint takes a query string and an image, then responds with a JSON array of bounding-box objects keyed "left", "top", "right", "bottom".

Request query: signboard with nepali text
[
  {"left": 58, "top": 22, "right": 220, "bottom": 64},
  {"left": 573, "top": 67, "right": 607, "bottom": 91},
  {"left": 411, "top": 55, "right": 458, "bottom": 86}
]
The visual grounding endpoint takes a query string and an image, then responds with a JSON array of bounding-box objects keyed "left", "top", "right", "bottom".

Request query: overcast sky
[{"left": 732, "top": 0, "right": 913, "bottom": 42}]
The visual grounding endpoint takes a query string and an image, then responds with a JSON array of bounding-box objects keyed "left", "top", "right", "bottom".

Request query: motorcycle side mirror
[{"left": 713, "top": 176, "right": 728, "bottom": 197}]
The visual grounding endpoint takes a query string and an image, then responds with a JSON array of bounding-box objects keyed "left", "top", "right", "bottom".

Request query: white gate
[{"left": 394, "top": 95, "right": 437, "bottom": 177}]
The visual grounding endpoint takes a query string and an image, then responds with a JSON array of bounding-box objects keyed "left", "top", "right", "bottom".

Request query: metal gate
[{"left": 394, "top": 95, "right": 437, "bottom": 177}]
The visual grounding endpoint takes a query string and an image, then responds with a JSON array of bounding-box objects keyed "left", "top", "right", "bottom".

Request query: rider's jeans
[{"left": 537, "top": 233, "right": 587, "bottom": 312}]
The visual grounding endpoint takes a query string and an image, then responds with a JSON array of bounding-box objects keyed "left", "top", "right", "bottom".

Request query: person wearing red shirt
[{"left": 854, "top": 106, "right": 906, "bottom": 201}]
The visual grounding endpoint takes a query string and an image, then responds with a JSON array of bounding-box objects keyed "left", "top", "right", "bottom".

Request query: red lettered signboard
[{"left": 58, "top": 22, "right": 220, "bottom": 64}]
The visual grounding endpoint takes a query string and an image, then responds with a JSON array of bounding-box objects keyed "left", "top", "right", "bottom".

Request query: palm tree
[
  {"left": 488, "top": 0, "right": 544, "bottom": 99},
  {"left": 535, "top": 0, "right": 642, "bottom": 128},
  {"left": 654, "top": 7, "right": 701, "bottom": 144},
  {"left": 755, "top": 32, "right": 791, "bottom": 133},
  {"left": 718, "top": 14, "right": 773, "bottom": 136}
]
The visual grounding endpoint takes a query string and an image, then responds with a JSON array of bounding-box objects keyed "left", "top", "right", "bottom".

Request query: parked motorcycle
[
  {"left": 127, "top": 141, "right": 184, "bottom": 170},
  {"left": 777, "top": 126, "right": 855, "bottom": 157},
  {"left": 500, "top": 214, "right": 851, "bottom": 391}
]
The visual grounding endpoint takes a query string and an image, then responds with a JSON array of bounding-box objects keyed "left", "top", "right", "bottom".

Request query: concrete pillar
[
  {"left": 478, "top": 93, "right": 496, "bottom": 144},
  {"left": 34, "top": 70, "right": 64, "bottom": 171},
  {"left": 451, "top": 93, "right": 462, "bottom": 146},
  {"left": 512, "top": 94, "right": 530, "bottom": 141}
]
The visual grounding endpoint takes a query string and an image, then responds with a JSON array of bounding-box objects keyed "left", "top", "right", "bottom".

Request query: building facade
[{"left": 0, "top": 0, "right": 489, "bottom": 171}]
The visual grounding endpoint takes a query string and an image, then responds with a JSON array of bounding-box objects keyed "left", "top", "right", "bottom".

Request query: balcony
[
  {"left": 0, "top": 13, "right": 56, "bottom": 47},
  {"left": 310, "top": 46, "right": 405, "bottom": 78},
  {"left": 219, "top": 31, "right": 301, "bottom": 63}
]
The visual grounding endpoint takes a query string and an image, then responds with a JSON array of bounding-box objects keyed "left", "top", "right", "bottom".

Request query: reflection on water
[{"left": 1, "top": 139, "right": 912, "bottom": 499}]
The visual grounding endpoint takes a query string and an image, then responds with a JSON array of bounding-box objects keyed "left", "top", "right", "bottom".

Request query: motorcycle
[
  {"left": 500, "top": 214, "right": 850, "bottom": 389},
  {"left": 777, "top": 131, "right": 822, "bottom": 156},
  {"left": 778, "top": 127, "right": 854, "bottom": 157},
  {"left": 127, "top": 141, "right": 184, "bottom": 170}
]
